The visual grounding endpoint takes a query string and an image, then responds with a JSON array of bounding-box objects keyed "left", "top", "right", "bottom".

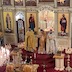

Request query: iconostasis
[
  {"left": 1, "top": 0, "right": 70, "bottom": 33},
  {"left": 0, "top": 0, "right": 71, "bottom": 46}
]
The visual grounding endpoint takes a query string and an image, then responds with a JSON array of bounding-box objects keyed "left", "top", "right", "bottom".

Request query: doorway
[{"left": 15, "top": 11, "right": 25, "bottom": 42}]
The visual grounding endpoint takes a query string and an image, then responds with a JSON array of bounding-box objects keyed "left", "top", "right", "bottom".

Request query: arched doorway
[{"left": 15, "top": 11, "right": 25, "bottom": 42}]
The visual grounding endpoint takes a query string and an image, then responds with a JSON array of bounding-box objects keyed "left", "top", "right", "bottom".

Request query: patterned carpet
[
  {"left": 21, "top": 49, "right": 72, "bottom": 72},
  {"left": 0, "top": 48, "right": 72, "bottom": 72}
]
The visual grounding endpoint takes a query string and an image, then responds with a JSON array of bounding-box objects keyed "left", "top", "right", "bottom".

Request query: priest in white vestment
[{"left": 46, "top": 29, "right": 57, "bottom": 54}]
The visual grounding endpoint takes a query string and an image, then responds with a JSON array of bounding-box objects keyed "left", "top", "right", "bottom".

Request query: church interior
[{"left": 0, "top": 0, "right": 72, "bottom": 72}]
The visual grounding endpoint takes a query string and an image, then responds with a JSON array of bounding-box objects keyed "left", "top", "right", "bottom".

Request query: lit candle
[
  {"left": 65, "top": 48, "right": 72, "bottom": 54},
  {"left": 34, "top": 53, "right": 36, "bottom": 59}
]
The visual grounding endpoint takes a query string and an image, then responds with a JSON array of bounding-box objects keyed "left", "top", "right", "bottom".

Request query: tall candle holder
[
  {"left": 65, "top": 48, "right": 72, "bottom": 71},
  {"left": 34, "top": 53, "right": 36, "bottom": 64},
  {"left": 42, "top": 64, "right": 46, "bottom": 72},
  {"left": 24, "top": 55, "right": 27, "bottom": 63},
  {"left": 42, "top": 62, "right": 46, "bottom": 72},
  {"left": 30, "top": 56, "right": 32, "bottom": 64}
]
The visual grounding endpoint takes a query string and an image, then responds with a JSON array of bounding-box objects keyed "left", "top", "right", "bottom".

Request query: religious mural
[
  {"left": 3, "top": 12, "right": 14, "bottom": 33},
  {"left": 39, "top": 0, "right": 54, "bottom": 2},
  {"left": 38, "top": 10, "right": 54, "bottom": 30},
  {"left": 25, "top": 0, "right": 37, "bottom": 6},
  {"left": 57, "top": 0, "right": 70, "bottom": 6},
  {"left": 58, "top": 13, "right": 69, "bottom": 36},
  {"left": 14, "top": 0, "right": 23, "bottom": 6},
  {"left": 3, "top": 0, "right": 11, "bottom": 5},
  {"left": 26, "top": 12, "right": 37, "bottom": 32}
]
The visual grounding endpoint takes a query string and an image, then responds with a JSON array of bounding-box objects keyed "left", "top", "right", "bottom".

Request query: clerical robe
[
  {"left": 25, "top": 30, "right": 36, "bottom": 52},
  {"left": 46, "top": 32, "right": 57, "bottom": 54},
  {"left": 6, "top": 64, "right": 14, "bottom": 72},
  {"left": 38, "top": 32, "right": 46, "bottom": 54}
]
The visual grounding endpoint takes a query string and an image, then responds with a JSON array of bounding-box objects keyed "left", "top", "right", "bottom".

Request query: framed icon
[
  {"left": 3, "top": 12, "right": 14, "bottom": 33},
  {"left": 57, "top": 0, "right": 70, "bottom": 6},
  {"left": 3, "top": 0, "right": 11, "bottom": 5},
  {"left": 39, "top": 0, "right": 54, "bottom": 2},
  {"left": 58, "top": 13, "right": 69, "bottom": 36},
  {"left": 26, "top": 12, "right": 37, "bottom": 32},
  {"left": 14, "top": 0, "right": 23, "bottom": 6},
  {"left": 25, "top": 0, "right": 37, "bottom": 6}
]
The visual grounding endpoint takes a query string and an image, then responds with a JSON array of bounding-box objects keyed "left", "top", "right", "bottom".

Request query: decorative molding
[
  {"left": 2, "top": 7, "right": 25, "bottom": 11},
  {"left": 57, "top": 7, "right": 70, "bottom": 12},
  {"left": 69, "top": 8, "right": 72, "bottom": 12},
  {"left": 38, "top": 5, "right": 54, "bottom": 12},
  {"left": 0, "top": 4, "right": 72, "bottom": 13},
  {"left": 35, "top": 5, "right": 72, "bottom": 13},
  {"left": 26, "top": 7, "right": 37, "bottom": 12},
  {"left": 2, "top": 7, "right": 15, "bottom": 11},
  {"left": 54, "top": 9, "right": 57, "bottom": 13},
  {"left": 14, "top": 7, "right": 26, "bottom": 11}
]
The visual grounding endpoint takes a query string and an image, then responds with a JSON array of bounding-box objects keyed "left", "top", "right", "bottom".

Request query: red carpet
[
  {"left": 21, "top": 49, "right": 71, "bottom": 72},
  {"left": 0, "top": 66, "right": 6, "bottom": 72},
  {"left": 0, "top": 48, "right": 72, "bottom": 72}
]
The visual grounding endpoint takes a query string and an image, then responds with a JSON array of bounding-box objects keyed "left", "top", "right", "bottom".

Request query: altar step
[
  {"left": 33, "top": 53, "right": 55, "bottom": 66},
  {"left": 21, "top": 49, "right": 72, "bottom": 68},
  {"left": 32, "top": 53, "right": 55, "bottom": 72},
  {"left": 0, "top": 66, "right": 6, "bottom": 72},
  {"left": 21, "top": 49, "right": 55, "bottom": 72},
  {"left": 33, "top": 59, "right": 55, "bottom": 65}
]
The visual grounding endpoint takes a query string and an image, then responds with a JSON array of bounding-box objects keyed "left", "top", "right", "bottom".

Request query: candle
[
  {"left": 34, "top": 53, "right": 36, "bottom": 59},
  {"left": 65, "top": 48, "right": 72, "bottom": 54}
]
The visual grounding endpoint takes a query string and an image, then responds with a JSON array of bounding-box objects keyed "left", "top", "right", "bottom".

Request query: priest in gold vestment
[
  {"left": 25, "top": 27, "right": 36, "bottom": 52},
  {"left": 38, "top": 29, "right": 46, "bottom": 54}
]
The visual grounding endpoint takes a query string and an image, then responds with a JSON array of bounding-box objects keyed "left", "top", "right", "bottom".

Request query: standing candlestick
[
  {"left": 65, "top": 54, "right": 72, "bottom": 71},
  {"left": 65, "top": 48, "right": 72, "bottom": 71}
]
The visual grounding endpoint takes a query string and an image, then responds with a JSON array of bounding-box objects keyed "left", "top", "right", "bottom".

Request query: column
[
  {"left": 70, "top": 13, "right": 72, "bottom": 47},
  {"left": 54, "top": 0, "right": 57, "bottom": 8},
  {"left": 54, "top": 11, "right": 57, "bottom": 37},
  {"left": 12, "top": 10, "right": 18, "bottom": 44},
  {"left": 0, "top": 0, "right": 2, "bottom": 7},
  {"left": 11, "top": 0, "right": 14, "bottom": 6},
  {"left": 70, "top": 0, "right": 72, "bottom": 7},
  {"left": 69, "top": 12, "right": 71, "bottom": 48}
]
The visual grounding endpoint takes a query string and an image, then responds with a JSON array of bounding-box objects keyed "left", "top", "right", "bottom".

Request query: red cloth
[{"left": 61, "top": 26, "right": 64, "bottom": 31}]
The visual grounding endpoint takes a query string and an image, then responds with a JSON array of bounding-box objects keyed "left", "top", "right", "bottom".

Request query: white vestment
[{"left": 46, "top": 32, "right": 57, "bottom": 54}]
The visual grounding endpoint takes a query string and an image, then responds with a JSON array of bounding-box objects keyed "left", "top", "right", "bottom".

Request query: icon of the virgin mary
[{"left": 6, "top": 13, "right": 11, "bottom": 29}]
